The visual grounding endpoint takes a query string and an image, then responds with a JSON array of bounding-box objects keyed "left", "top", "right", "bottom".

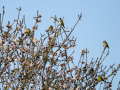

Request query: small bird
[
  {"left": 55, "top": 84, "right": 59, "bottom": 88},
  {"left": 98, "top": 76, "right": 104, "bottom": 81},
  {"left": 42, "top": 55, "right": 47, "bottom": 63},
  {"left": 19, "top": 38, "right": 23, "bottom": 45},
  {"left": 4, "top": 31, "right": 10, "bottom": 37},
  {"left": 48, "top": 25, "right": 53, "bottom": 31},
  {"left": 26, "top": 28, "right": 31, "bottom": 36},
  {"left": 59, "top": 18, "right": 65, "bottom": 28},
  {"left": 103, "top": 41, "right": 109, "bottom": 49},
  {"left": 42, "top": 55, "right": 48, "bottom": 69},
  {"left": 89, "top": 67, "right": 94, "bottom": 74}
]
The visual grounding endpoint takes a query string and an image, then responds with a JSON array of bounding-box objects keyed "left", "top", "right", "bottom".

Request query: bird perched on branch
[
  {"left": 59, "top": 18, "right": 65, "bottom": 28},
  {"left": 42, "top": 56, "right": 47, "bottom": 63},
  {"left": 98, "top": 76, "right": 104, "bottom": 81},
  {"left": 48, "top": 25, "right": 53, "bottom": 31},
  {"left": 4, "top": 31, "right": 9, "bottom": 36},
  {"left": 103, "top": 41, "right": 109, "bottom": 49},
  {"left": 89, "top": 67, "right": 94, "bottom": 75},
  {"left": 42, "top": 55, "right": 48, "bottom": 69},
  {"left": 26, "top": 28, "right": 31, "bottom": 36},
  {"left": 55, "top": 84, "right": 59, "bottom": 88}
]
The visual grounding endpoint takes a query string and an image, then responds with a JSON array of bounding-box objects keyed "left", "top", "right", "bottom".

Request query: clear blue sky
[{"left": 0, "top": 0, "right": 120, "bottom": 89}]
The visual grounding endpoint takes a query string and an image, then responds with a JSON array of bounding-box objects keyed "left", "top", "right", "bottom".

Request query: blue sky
[{"left": 0, "top": 0, "right": 120, "bottom": 89}]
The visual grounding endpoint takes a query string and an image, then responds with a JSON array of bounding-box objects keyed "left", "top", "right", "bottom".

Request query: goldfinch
[
  {"left": 55, "top": 84, "right": 59, "bottom": 88},
  {"left": 19, "top": 38, "right": 23, "bottom": 45},
  {"left": 42, "top": 55, "right": 48, "bottom": 69},
  {"left": 42, "top": 56, "right": 47, "bottom": 63},
  {"left": 98, "top": 76, "right": 104, "bottom": 81},
  {"left": 4, "top": 31, "right": 9, "bottom": 36},
  {"left": 89, "top": 67, "right": 94, "bottom": 74},
  {"left": 59, "top": 18, "right": 65, "bottom": 28},
  {"left": 103, "top": 41, "right": 109, "bottom": 49},
  {"left": 48, "top": 25, "right": 53, "bottom": 31},
  {"left": 26, "top": 28, "right": 31, "bottom": 36},
  {"left": 4, "top": 31, "right": 10, "bottom": 38}
]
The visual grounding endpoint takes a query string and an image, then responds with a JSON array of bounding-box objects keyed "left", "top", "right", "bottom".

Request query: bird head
[{"left": 103, "top": 41, "right": 106, "bottom": 43}]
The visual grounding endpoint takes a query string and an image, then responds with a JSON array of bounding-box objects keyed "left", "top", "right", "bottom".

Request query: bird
[
  {"left": 4, "top": 31, "right": 9, "bottom": 37},
  {"left": 89, "top": 67, "right": 94, "bottom": 74},
  {"left": 59, "top": 18, "right": 65, "bottom": 28},
  {"left": 103, "top": 41, "right": 109, "bottom": 49},
  {"left": 42, "top": 55, "right": 47, "bottom": 64},
  {"left": 19, "top": 38, "right": 23, "bottom": 45},
  {"left": 26, "top": 28, "right": 31, "bottom": 36},
  {"left": 98, "top": 76, "right": 104, "bottom": 81},
  {"left": 48, "top": 25, "right": 53, "bottom": 31},
  {"left": 55, "top": 84, "right": 59, "bottom": 88},
  {"left": 42, "top": 55, "right": 48, "bottom": 69}
]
